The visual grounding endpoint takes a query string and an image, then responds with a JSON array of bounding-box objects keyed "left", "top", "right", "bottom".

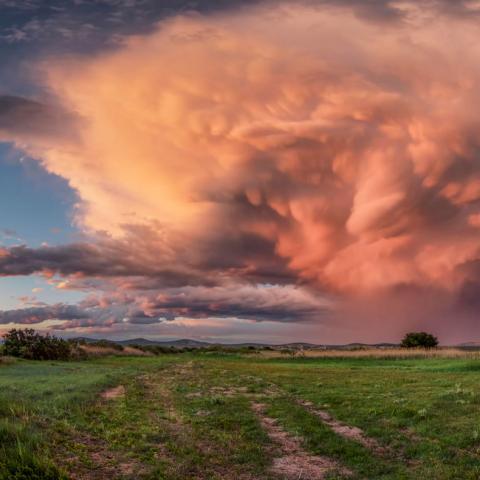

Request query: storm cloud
[
  {"left": 0, "top": 283, "right": 330, "bottom": 328},
  {"left": 0, "top": 303, "right": 89, "bottom": 325},
  {"left": 2, "top": 1, "right": 480, "bottom": 341}
]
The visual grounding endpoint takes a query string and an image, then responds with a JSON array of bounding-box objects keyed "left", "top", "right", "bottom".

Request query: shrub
[
  {"left": 89, "top": 340, "right": 124, "bottom": 351},
  {"left": 401, "top": 331, "right": 438, "bottom": 349},
  {"left": 2, "top": 329, "right": 71, "bottom": 360},
  {"left": 280, "top": 348, "right": 301, "bottom": 358},
  {"left": 132, "top": 344, "right": 178, "bottom": 355}
]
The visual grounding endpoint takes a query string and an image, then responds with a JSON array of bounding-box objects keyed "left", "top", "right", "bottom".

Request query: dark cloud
[
  {"left": 0, "top": 220, "right": 296, "bottom": 286},
  {"left": 2, "top": 0, "right": 480, "bottom": 56},
  {"left": 127, "top": 314, "right": 162, "bottom": 325},
  {"left": 0, "top": 303, "right": 89, "bottom": 324},
  {"left": 0, "top": 0, "right": 266, "bottom": 51},
  {"left": 457, "top": 280, "right": 480, "bottom": 312},
  {"left": 0, "top": 241, "right": 207, "bottom": 286},
  {"left": 0, "top": 95, "right": 72, "bottom": 138},
  {"left": 139, "top": 284, "right": 330, "bottom": 323},
  {"left": 0, "top": 281, "right": 331, "bottom": 327}
]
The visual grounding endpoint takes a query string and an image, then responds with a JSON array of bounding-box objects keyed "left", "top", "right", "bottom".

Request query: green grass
[{"left": 0, "top": 354, "right": 479, "bottom": 479}]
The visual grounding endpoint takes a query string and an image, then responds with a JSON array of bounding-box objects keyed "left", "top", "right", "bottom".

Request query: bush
[
  {"left": 401, "top": 331, "right": 438, "bottom": 349},
  {"left": 131, "top": 344, "right": 178, "bottom": 355},
  {"left": 89, "top": 340, "right": 124, "bottom": 351},
  {"left": 2, "top": 329, "right": 71, "bottom": 360}
]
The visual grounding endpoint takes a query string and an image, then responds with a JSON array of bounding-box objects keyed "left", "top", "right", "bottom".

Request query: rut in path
[
  {"left": 251, "top": 402, "right": 351, "bottom": 480},
  {"left": 56, "top": 429, "right": 147, "bottom": 480},
  {"left": 100, "top": 385, "right": 126, "bottom": 400},
  {"left": 298, "top": 399, "right": 387, "bottom": 454}
]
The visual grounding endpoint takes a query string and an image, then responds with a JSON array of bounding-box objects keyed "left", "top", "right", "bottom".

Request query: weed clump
[{"left": 0, "top": 460, "right": 66, "bottom": 480}]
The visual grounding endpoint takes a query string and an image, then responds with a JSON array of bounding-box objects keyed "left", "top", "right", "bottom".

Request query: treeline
[
  {"left": 0, "top": 329, "right": 271, "bottom": 360},
  {"left": 0, "top": 328, "right": 441, "bottom": 361}
]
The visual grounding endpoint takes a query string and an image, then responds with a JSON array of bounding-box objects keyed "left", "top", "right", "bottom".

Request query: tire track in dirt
[
  {"left": 53, "top": 382, "right": 148, "bottom": 480},
  {"left": 298, "top": 400, "right": 387, "bottom": 454},
  {"left": 251, "top": 402, "right": 351, "bottom": 480},
  {"left": 56, "top": 429, "right": 147, "bottom": 480},
  {"left": 235, "top": 372, "right": 387, "bottom": 456},
  {"left": 59, "top": 367, "right": 186, "bottom": 480},
  {"left": 100, "top": 385, "right": 126, "bottom": 400},
  {"left": 143, "top": 362, "right": 262, "bottom": 480}
]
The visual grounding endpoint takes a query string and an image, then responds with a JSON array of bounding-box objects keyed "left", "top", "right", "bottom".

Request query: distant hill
[
  {"left": 71, "top": 337, "right": 211, "bottom": 348},
  {"left": 340, "top": 342, "right": 399, "bottom": 349},
  {"left": 117, "top": 338, "right": 211, "bottom": 348},
  {"left": 13, "top": 336, "right": 480, "bottom": 349},
  {"left": 458, "top": 341, "right": 480, "bottom": 347},
  {"left": 277, "top": 342, "right": 319, "bottom": 349},
  {"left": 68, "top": 337, "right": 403, "bottom": 349}
]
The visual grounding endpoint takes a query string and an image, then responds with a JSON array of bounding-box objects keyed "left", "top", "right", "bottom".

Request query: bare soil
[
  {"left": 101, "top": 385, "right": 126, "bottom": 400},
  {"left": 57, "top": 430, "right": 146, "bottom": 480},
  {"left": 252, "top": 402, "right": 350, "bottom": 479},
  {"left": 299, "top": 400, "right": 386, "bottom": 453}
]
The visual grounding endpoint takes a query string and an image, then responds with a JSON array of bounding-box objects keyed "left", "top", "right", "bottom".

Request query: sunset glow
[{"left": 2, "top": 0, "right": 480, "bottom": 343}]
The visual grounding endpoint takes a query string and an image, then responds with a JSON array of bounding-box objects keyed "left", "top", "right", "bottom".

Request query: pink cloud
[{"left": 2, "top": 2, "right": 480, "bottom": 341}]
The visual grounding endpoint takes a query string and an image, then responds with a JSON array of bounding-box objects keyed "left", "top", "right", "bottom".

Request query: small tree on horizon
[{"left": 401, "top": 331, "right": 438, "bottom": 349}]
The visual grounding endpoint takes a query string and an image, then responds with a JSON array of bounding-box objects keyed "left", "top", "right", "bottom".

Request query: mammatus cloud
[{"left": 3, "top": 2, "right": 480, "bottom": 341}]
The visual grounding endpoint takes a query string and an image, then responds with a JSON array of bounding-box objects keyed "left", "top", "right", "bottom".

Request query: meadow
[{"left": 1, "top": 351, "right": 479, "bottom": 479}]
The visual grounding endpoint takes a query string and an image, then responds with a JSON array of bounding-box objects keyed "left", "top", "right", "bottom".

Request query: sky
[{"left": 1, "top": 0, "right": 480, "bottom": 344}]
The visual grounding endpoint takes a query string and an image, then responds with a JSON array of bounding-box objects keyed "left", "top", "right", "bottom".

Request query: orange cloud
[{"left": 3, "top": 2, "right": 480, "bottom": 340}]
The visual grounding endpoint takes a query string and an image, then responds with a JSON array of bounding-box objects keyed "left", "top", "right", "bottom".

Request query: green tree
[
  {"left": 401, "top": 331, "right": 438, "bottom": 349},
  {"left": 2, "top": 328, "right": 71, "bottom": 360}
]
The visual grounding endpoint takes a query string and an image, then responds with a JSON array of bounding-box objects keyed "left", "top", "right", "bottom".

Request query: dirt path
[
  {"left": 55, "top": 363, "right": 385, "bottom": 480},
  {"left": 143, "top": 363, "right": 261, "bottom": 480},
  {"left": 298, "top": 400, "right": 386, "bottom": 454},
  {"left": 56, "top": 430, "right": 146, "bottom": 480},
  {"left": 100, "top": 385, "right": 126, "bottom": 400},
  {"left": 252, "top": 402, "right": 351, "bottom": 480}
]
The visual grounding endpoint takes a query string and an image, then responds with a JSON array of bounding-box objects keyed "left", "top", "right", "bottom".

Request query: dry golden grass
[
  {"left": 260, "top": 347, "right": 480, "bottom": 359},
  {"left": 78, "top": 345, "right": 152, "bottom": 357},
  {"left": 0, "top": 355, "right": 17, "bottom": 365}
]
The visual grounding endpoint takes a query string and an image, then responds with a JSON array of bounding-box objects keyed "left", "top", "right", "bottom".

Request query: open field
[{"left": 1, "top": 353, "right": 480, "bottom": 479}]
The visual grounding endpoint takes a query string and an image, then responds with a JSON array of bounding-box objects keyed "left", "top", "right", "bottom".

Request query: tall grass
[
  {"left": 78, "top": 344, "right": 151, "bottom": 357},
  {"left": 0, "top": 417, "right": 66, "bottom": 479},
  {"left": 263, "top": 347, "right": 480, "bottom": 359}
]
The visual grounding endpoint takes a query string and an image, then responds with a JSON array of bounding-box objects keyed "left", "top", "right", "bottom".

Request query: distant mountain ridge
[
  {"left": 70, "top": 336, "right": 402, "bottom": 349},
  {"left": 71, "top": 337, "right": 211, "bottom": 348},
  {"left": 119, "top": 338, "right": 211, "bottom": 348}
]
